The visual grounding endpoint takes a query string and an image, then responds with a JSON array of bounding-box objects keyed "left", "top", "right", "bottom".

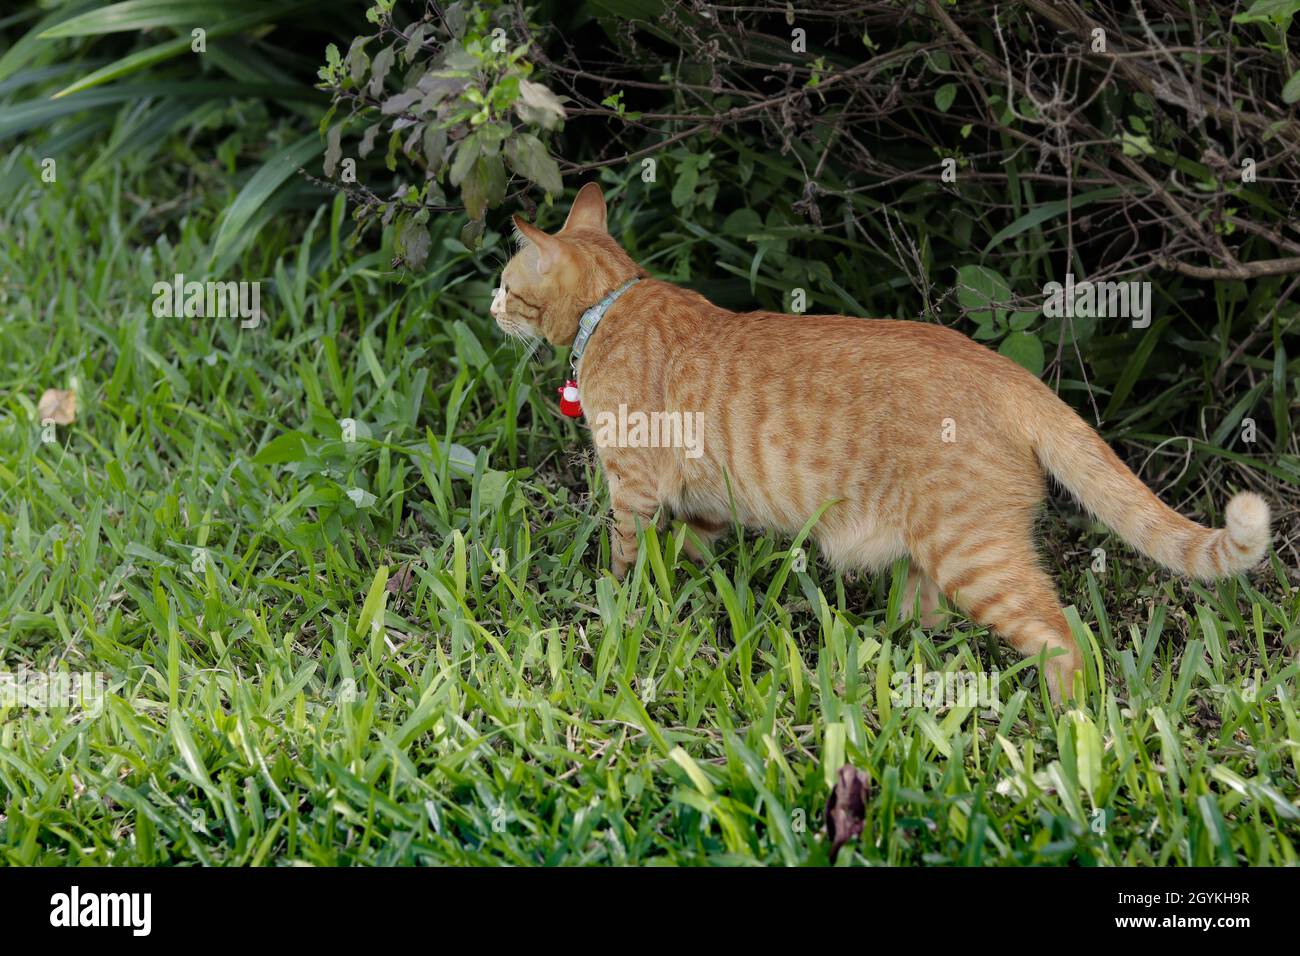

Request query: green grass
[{"left": 2, "top": 160, "right": 1299, "bottom": 867}]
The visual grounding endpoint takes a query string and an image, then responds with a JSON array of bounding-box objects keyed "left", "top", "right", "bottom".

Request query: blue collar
[{"left": 570, "top": 277, "right": 640, "bottom": 374}]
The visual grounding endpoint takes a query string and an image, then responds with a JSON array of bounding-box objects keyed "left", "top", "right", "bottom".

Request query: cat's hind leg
[
  {"left": 909, "top": 518, "right": 1083, "bottom": 703},
  {"left": 678, "top": 514, "right": 727, "bottom": 564}
]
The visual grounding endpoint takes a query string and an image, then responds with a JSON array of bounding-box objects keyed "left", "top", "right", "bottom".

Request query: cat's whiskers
[{"left": 495, "top": 315, "right": 543, "bottom": 351}]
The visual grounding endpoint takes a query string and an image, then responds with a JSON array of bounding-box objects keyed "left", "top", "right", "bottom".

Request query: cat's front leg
[{"left": 604, "top": 462, "right": 660, "bottom": 580}]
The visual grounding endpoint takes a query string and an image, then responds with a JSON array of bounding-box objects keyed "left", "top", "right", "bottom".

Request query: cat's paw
[
  {"left": 915, "top": 609, "right": 946, "bottom": 629},
  {"left": 1045, "top": 648, "right": 1083, "bottom": 705},
  {"left": 680, "top": 535, "right": 711, "bottom": 565}
]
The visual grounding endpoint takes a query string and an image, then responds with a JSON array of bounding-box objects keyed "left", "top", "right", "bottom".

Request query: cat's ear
[
  {"left": 561, "top": 182, "right": 607, "bottom": 232},
  {"left": 512, "top": 215, "right": 560, "bottom": 274}
]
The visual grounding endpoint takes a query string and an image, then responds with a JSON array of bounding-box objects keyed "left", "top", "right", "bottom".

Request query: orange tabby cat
[{"left": 491, "top": 183, "right": 1272, "bottom": 701}]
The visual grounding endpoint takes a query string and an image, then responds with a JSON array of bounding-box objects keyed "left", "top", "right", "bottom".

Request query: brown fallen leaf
[
  {"left": 37, "top": 388, "right": 77, "bottom": 425},
  {"left": 385, "top": 563, "right": 415, "bottom": 597},
  {"left": 824, "top": 764, "right": 871, "bottom": 863}
]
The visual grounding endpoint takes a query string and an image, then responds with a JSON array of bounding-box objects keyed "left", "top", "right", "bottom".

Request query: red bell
[{"left": 557, "top": 379, "right": 583, "bottom": 418}]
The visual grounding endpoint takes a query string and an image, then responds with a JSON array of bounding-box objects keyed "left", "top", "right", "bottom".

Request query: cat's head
[{"left": 490, "top": 183, "right": 641, "bottom": 346}]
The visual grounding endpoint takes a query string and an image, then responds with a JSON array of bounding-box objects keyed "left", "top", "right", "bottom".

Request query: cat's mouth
[{"left": 495, "top": 316, "right": 537, "bottom": 341}]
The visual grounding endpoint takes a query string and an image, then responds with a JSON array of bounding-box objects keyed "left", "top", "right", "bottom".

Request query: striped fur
[{"left": 491, "top": 184, "right": 1272, "bottom": 702}]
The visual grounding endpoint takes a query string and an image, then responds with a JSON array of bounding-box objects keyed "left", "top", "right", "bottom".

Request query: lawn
[{"left": 2, "top": 154, "right": 1298, "bottom": 866}]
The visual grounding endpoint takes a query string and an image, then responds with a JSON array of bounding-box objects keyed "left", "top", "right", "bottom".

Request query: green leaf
[
  {"left": 397, "top": 217, "right": 431, "bottom": 270},
  {"left": 449, "top": 135, "right": 480, "bottom": 187},
  {"left": 670, "top": 746, "right": 715, "bottom": 795},
  {"left": 423, "top": 124, "right": 448, "bottom": 175},
  {"left": 170, "top": 716, "right": 213, "bottom": 788},
  {"left": 1283, "top": 70, "right": 1300, "bottom": 104},
  {"left": 210, "top": 133, "right": 322, "bottom": 266},
  {"left": 381, "top": 90, "right": 422, "bottom": 115},
  {"left": 513, "top": 79, "right": 566, "bottom": 130},
  {"left": 460, "top": 219, "right": 485, "bottom": 249},
  {"left": 1233, "top": 0, "right": 1300, "bottom": 24},
  {"left": 1102, "top": 313, "right": 1171, "bottom": 419},
  {"left": 460, "top": 154, "right": 505, "bottom": 220},
  {"left": 477, "top": 470, "right": 510, "bottom": 511},
  {"left": 998, "top": 331, "right": 1044, "bottom": 375},
  {"left": 345, "top": 487, "right": 377, "bottom": 509},
  {"left": 0, "top": 1, "right": 99, "bottom": 85},
  {"left": 955, "top": 264, "right": 1011, "bottom": 326},
  {"left": 504, "top": 133, "right": 563, "bottom": 194},
  {"left": 1121, "top": 132, "right": 1155, "bottom": 157},
  {"left": 722, "top": 208, "right": 762, "bottom": 236},
  {"left": 346, "top": 35, "right": 370, "bottom": 85},
  {"left": 1071, "top": 712, "right": 1103, "bottom": 802},
  {"left": 51, "top": 4, "right": 311, "bottom": 97},
  {"left": 1272, "top": 343, "right": 1291, "bottom": 451},
  {"left": 402, "top": 23, "right": 427, "bottom": 64},
  {"left": 822, "top": 723, "right": 847, "bottom": 789},
  {"left": 451, "top": 321, "right": 490, "bottom": 368},
  {"left": 934, "top": 83, "right": 957, "bottom": 113},
  {"left": 52, "top": 36, "right": 191, "bottom": 98},
  {"left": 0, "top": 82, "right": 324, "bottom": 141},
  {"left": 356, "top": 565, "right": 389, "bottom": 637},
  {"left": 251, "top": 431, "right": 310, "bottom": 465},
  {"left": 42, "top": 0, "right": 265, "bottom": 37},
  {"left": 368, "top": 46, "right": 395, "bottom": 98},
  {"left": 323, "top": 124, "right": 342, "bottom": 177},
  {"left": 671, "top": 161, "right": 700, "bottom": 209},
  {"left": 982, "top": 187, "right": 1127, "bottom": 253},
  {"left": 1008, "top": 310, "right": 1037, "bottom": 331}
]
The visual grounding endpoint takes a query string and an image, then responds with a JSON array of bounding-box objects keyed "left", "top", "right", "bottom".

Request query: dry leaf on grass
[
  {"left": 824, "top": 764, "right": 872, "bottom": 863},
  {"left": 37, "top": 388, "right": 77, "bottom": 425},
  {"left": 385, "top": 564, "right": 415, "bottom": 597}
]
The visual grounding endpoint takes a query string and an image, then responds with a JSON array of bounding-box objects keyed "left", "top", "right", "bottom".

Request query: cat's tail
[{"left": 1029, "top": 392, "right": 1270, "bottom": 580}]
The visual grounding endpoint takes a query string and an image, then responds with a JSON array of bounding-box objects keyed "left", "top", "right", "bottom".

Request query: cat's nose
[{"left": 490, "top": 286, "right": 506, "bottom": 318}]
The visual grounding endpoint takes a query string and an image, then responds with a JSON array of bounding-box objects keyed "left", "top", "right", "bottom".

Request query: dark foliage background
[{"left": 322, "top": 0, "right": 1300, "bottom": 554}]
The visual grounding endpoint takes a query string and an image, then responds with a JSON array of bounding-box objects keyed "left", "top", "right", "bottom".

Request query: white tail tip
[{"left": 1224, "top": 491, "right": 1271, "bottom": 562}]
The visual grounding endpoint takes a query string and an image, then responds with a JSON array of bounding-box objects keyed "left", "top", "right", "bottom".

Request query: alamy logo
[
  {"left": 592, "top": 404, "right": 704, "bottom": 459},
  {"left": 0, "top": 670, "right": 106, "bottom": 714},
  {"left": 891, "top": 668, "right": 1001, "bottom": 715},
  {"left": 152, "top": 273, "right": 261, "bottom": 327},
  {"left": 49, "top": 886, "right": 151, "bottom": 936},
  {"left": 1042, "top": 272, "right": 1151, "bottom": 328}
]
